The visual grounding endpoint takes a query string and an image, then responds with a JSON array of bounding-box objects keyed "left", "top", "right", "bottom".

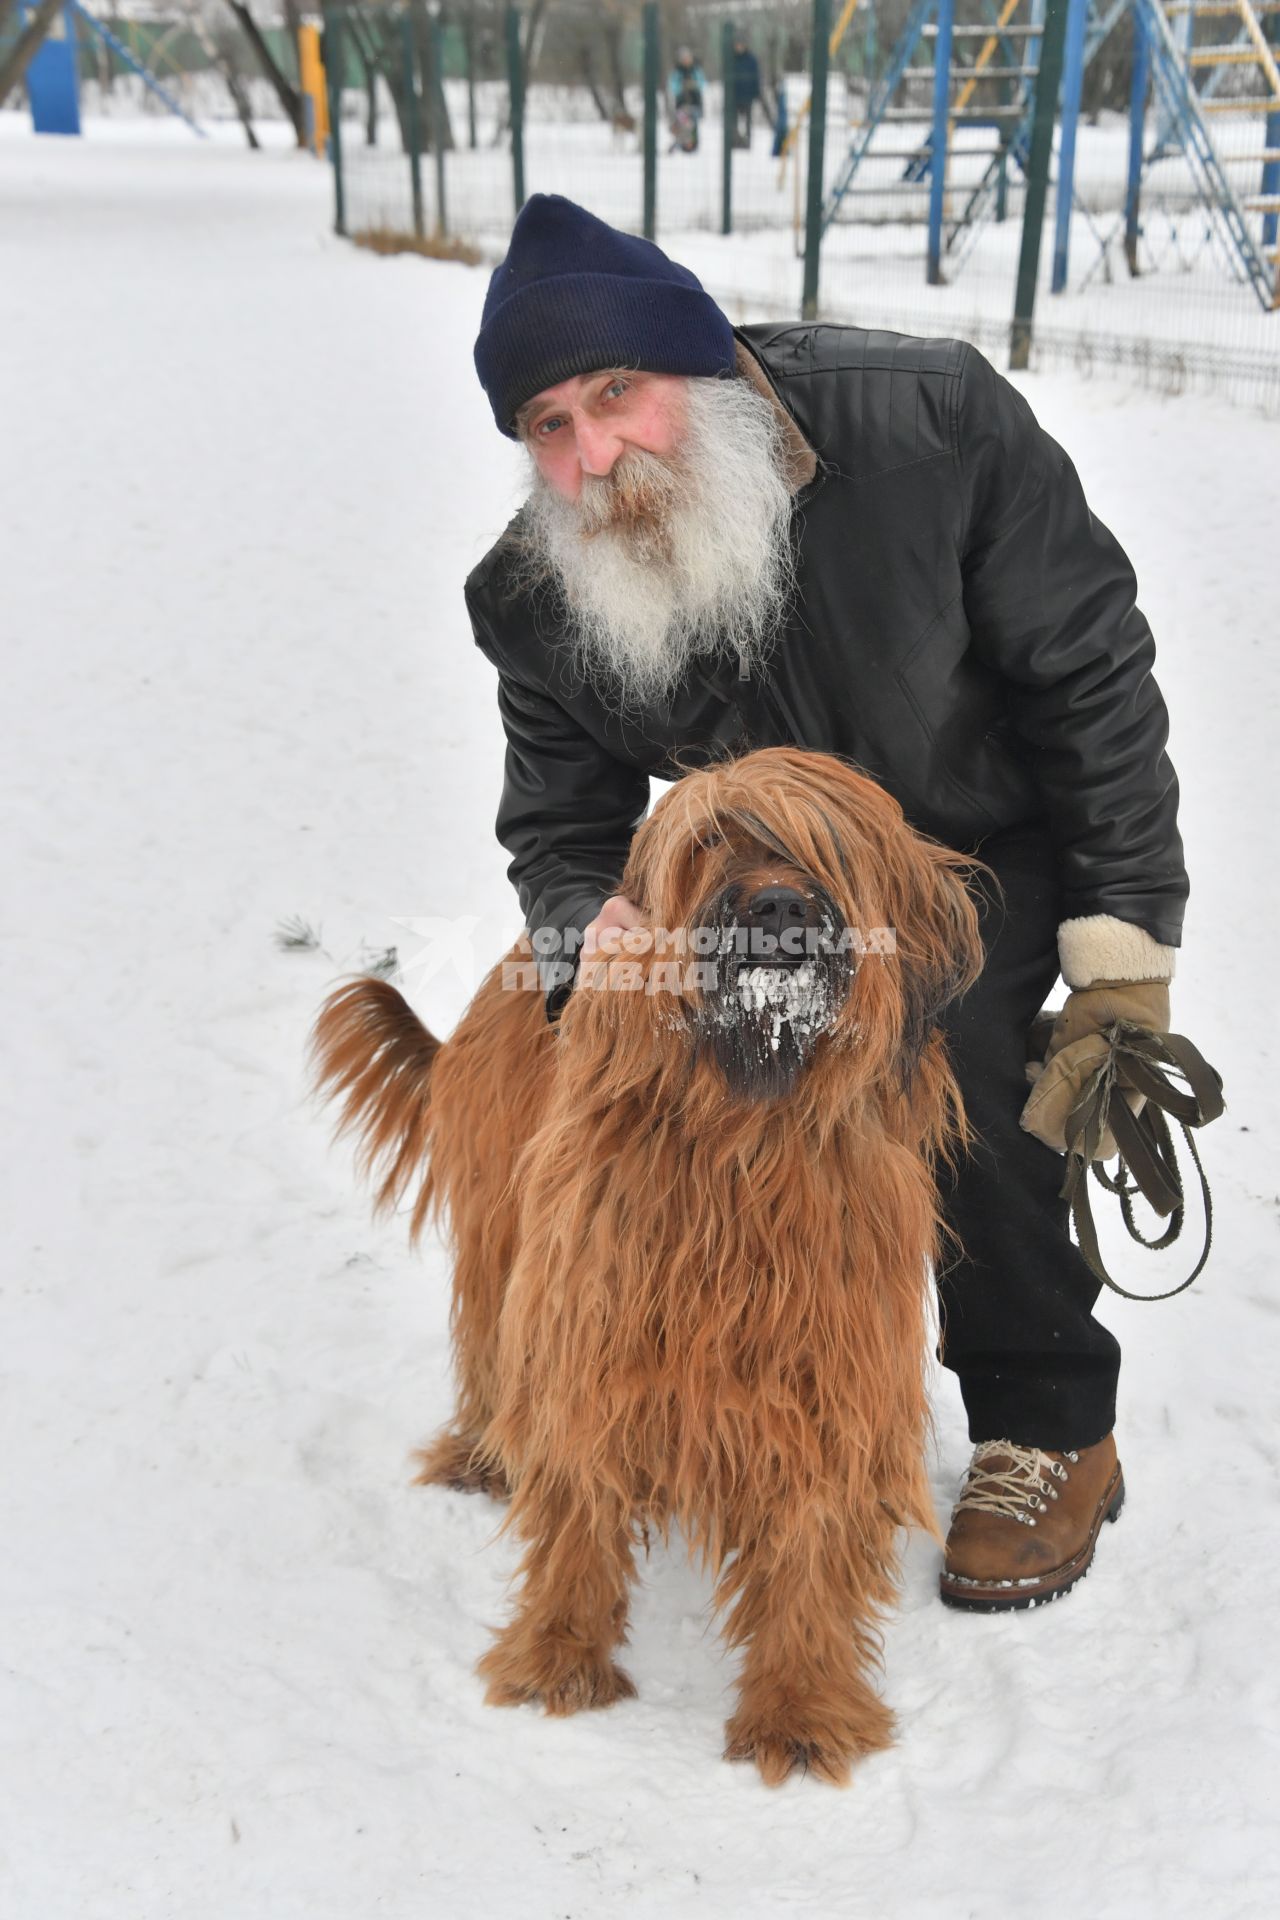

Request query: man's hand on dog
[{"left": 581, "top": 893, "right": 647, "bottom": 961}]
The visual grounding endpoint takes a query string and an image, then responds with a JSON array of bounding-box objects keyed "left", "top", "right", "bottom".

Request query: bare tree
[
  {"left": 412, "top": 0, "right": 454, "bottom": 153},
  {"left": 282, "top": 0, "right": 305, "bottom": 82},
  {"left": 603, "top": 0, "right": 630, "bottom": 116},
  {"left": 576, "top": 36, "right": 613, "bottom": 123},
  {"left": 357, "top": 36, "right": 380, "bottom": 148},
  {"left": 0, "top": 0, "right": 66, "bottom": 108},
  {"left": 522, "top": 0, "right": 551, "bottom": 82},
  {"left": 223, "top": 0, "right": 307, "bottom": 144},
  {"left": 189, "top": 8, "right": 261, "bottom": 148},
  {"left": 338, "top": 6, "right": 381, "bottom": 145},
  {"left": 462, "top": 0, "right": 477, "bottom": 147},
  {"left": 344, "top": 4, "right": 415, "bottom": 152}
]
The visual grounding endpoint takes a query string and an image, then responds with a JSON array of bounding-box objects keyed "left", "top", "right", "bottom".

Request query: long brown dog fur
[{"left": 309, "top": 747, "right": 984, "bottom": 1786}]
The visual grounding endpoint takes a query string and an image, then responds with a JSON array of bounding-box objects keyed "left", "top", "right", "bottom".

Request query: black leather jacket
[{"left": 464, "top": 325, "right": 1187, "bottom": 1003}]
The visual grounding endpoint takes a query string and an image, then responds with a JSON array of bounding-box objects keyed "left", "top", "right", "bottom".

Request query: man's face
[
  {"left": 517, "top": 369, "right": 690, "bottom": 504},
  {"left": 512, "top": 362, "right": 796, "bottom": 715}
]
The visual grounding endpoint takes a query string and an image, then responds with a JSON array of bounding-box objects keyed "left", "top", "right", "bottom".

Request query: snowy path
[{"left": 2, "top": 118, "right": 1277, "bottom": 1920}]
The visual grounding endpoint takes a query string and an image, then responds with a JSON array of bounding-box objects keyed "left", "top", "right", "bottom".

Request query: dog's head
[{"left": 591, "top": 747, "right": 984, "bottom": 1103}]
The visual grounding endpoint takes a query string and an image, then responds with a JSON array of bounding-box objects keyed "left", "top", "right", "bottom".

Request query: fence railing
[{"left": 321, "top": 0, "right": 1280, "bottom": 412}]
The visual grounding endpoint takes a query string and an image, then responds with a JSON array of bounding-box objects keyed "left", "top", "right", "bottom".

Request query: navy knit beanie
[{"left": 473, "top": 195, "right": 737, "bottom": 438}]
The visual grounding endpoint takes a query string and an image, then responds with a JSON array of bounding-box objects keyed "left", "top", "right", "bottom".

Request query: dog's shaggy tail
[{"left": 308, "top": 977, "right": 441, "bottom": 1240}]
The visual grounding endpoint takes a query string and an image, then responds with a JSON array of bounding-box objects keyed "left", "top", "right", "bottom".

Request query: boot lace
[{"left": 956, "top": 1440, "right": 1080, "bottom": 1529}]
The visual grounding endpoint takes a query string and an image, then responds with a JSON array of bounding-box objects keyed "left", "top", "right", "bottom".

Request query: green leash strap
[{"left": 1058, "top": 1022, "right": 1225, "bottom": 1303}]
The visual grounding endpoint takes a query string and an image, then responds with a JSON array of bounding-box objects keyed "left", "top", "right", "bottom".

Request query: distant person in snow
[
  {"left": 731, "top": 34, "right": 761, "bottom": 148},
  {"left": 466, "top": 196, "right": 1186, "bottom": 1614},
  {"left": 667, "top": 46, "right": 705, "bottom": 153}
]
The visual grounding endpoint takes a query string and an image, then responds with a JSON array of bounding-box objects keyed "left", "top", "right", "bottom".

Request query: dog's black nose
[{"left": 741, "top": 886, "right": 819, "bottom": 961}]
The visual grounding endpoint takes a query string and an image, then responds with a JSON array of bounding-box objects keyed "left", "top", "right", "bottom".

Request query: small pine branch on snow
[
  {"left": 274, "top": 914, "right": 324, "bottom": 953},
  {"left": 274, "top": 917, "right": 400, "bottom": 983},
  {"left": 356, "top": 943, "right": 400, "bottom": 980}
]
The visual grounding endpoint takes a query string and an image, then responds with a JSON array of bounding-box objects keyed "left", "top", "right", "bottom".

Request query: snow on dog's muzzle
[{"left": 693, "top": 890, "right": 854, "bottom": 1102}]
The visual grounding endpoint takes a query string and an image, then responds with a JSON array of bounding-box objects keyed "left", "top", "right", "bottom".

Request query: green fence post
[
  {"left": 721, "top": 18, "right": 735, "bottom": 236},
  {"left": 430, "top": 6, "right": 448, "bottom": 236},
  {"left": 1010, "top": 0, "right": 1068, "bottom": 371},
  {"left": 400, "top": 7, "right": 425, "bottom": 240},
  {"left": 642, "top": 2, "right": 658, "bottom": 241},
  {"left": 323, "top": 7, "right": 346, "bottom": 237},
  {"left": 802, "top": 0, "right": 831, "bottom": 321},
  {"left": 506, "top": 4, "right": 525, "bottom": 215}
]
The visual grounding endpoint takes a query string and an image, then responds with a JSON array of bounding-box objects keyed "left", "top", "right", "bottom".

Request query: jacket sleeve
[
  {"left": 468, "top": 587, "right": 650, "bottom": 1016},
  {"left": 956, "top": 346, "right": 1188, "bottom": 952}
]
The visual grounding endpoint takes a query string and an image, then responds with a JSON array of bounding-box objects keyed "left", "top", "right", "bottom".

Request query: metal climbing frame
[
  {"left": 67, "top": 1, "right": 206, "bottom": 137},
  {"left": 1134, "top": 0, "right": 1279, "bottom": 308},
  {"left": 945, "top": 0, "right": 1131, "bottom": 277},
  {"left": 822, "top": 0, "right": 1100, "bottom": 286},
  {"left": 820, "top": 0, "right": 1280, "bottom": 308}
]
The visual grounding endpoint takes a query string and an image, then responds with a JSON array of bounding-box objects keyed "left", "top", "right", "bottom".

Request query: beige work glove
[{"left": 1020, "top": 980, "right": 1171, "bottom": 1160}]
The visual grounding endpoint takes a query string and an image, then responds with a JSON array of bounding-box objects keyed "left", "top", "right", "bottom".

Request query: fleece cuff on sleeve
[{"left": 1057, "top": 914, "right": 1178, "bottom": 991}]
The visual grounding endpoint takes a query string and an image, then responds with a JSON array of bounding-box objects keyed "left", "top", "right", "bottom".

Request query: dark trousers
[{"left": 933, "top": 822, "right": 1120, "bottom": 1449}]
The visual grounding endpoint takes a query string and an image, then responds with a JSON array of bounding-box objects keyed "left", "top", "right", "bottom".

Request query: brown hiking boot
[{"left": 939, "top": 1433, "right": 1125, "bottom": 1612}]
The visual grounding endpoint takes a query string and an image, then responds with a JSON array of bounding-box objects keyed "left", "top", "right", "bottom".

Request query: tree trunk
[
  {"left": 577, "top": 41, "right": 612, "bottom": 123},
  {"left": 224, "top": 0, "right": 307, "bottom": 145},
  {"left": 0, "top": 0, "right": 66, "bottom": 108},
  {"left": 522, "top": 0, "right": 549, "bottom": 84},
  {"left": 222, "top": 61, "right": 261, "bottom": 148},
  {"left": 341, "top": 12, "right": 381, "bottom": 146},
  {"left": 463, "top": 0, "right": 476, "bottom": 148},
  {"left": 191, "top": 19, "right": 259, "bottom": 150},
  {"left": 362, "top": 46, "right": 378, "bottom": 147},
  {"left": 94, "top": 15, "right": 113, "bottom": 94},
  {"left": 604, "top": 17, "right": 628, "bottom": 116},
  {"left": 347, "top": 6, "right": 410, "bottom": 154},
  {"left": 411, "top": 0, "right": 454, "bottom": 155},
  {"left": 282, "top": 0, "right": 304, "bottom": 85}
]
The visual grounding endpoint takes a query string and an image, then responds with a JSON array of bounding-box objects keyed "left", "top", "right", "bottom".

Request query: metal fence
[{"left": 322, "top": 0, "right": 1280, "bottom": 411}]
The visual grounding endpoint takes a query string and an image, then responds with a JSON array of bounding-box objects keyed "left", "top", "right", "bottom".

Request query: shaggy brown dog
[{"left": 310, "top": 746, "right": 984, "bottom": 1786}]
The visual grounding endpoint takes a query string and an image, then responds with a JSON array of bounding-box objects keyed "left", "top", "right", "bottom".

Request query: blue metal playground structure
[
  {"left": 822, "top": 0, "right": 1280, "bottom": 312},
  {"left": 9, "top": 2, "right": 205, "bottom": 138}
]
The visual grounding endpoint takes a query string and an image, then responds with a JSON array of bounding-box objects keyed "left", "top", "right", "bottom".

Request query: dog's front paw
[
  {"left": 477, "top": 1625, "right": 637, "bottom": 1717},
  {"left": 412, "top": 1427, "right": 511, "bottom": 1499},
  {"left": 724, "top": 1690, "right": 894, "bottom": 1787},
  {"left": 724, "top": 1724, "right": 850, "bottom": 1787}
]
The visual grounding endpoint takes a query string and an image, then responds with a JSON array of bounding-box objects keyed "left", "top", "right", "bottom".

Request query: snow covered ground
[{"left": 3, "top": 114, "right": 1278, "bottom": 1920}]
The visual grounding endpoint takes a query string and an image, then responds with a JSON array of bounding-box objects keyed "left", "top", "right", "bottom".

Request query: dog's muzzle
[
  {"left": 692, "top": 883, "right": 853, "bottom": 1102},
  {"left": 736, "top": 884, "right": 824, "bottom": 968}
]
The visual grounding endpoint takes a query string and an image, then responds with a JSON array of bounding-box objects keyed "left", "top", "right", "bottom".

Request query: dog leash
[{"left": 1054, "top": 1022, "right": 1225, "bottom": 1302}]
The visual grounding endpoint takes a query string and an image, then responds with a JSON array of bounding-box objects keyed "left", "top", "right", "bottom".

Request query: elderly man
[{"left": 465, "top": 195, "right": 1186, "bottom": 1612}]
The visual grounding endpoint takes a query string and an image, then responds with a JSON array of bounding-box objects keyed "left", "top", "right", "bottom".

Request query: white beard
[{"left": 513, "top": 373, "right": 798, "bottom": 716}]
